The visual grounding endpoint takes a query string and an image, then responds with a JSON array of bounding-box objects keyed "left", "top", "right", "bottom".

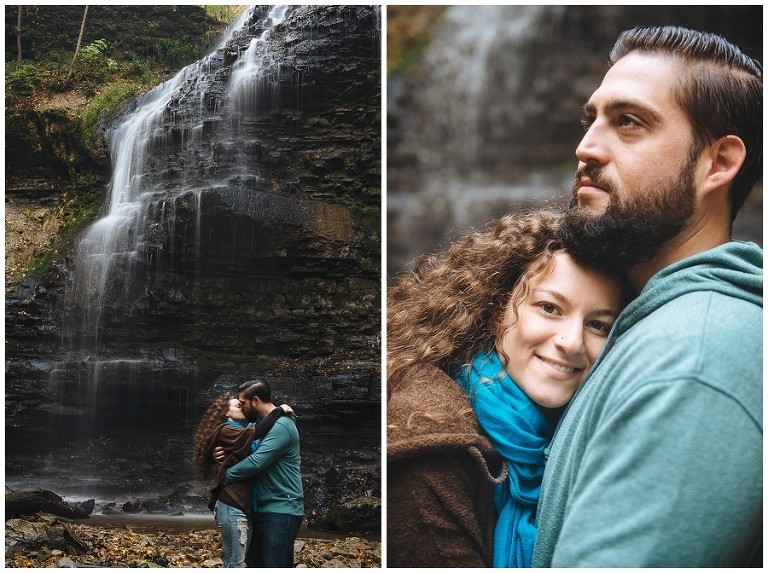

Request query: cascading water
[
  {"left": 46, "top": 7, "right": 299, "bottom": 474},
  {"left": 65, "top": 6, "right": 290, "bottom": 345}
]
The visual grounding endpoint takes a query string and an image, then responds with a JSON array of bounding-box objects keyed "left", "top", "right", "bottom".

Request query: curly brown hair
[
  {"left": 192, "top": 394, "right": 235, "bottom": 478},
  {"left": 387, "top": 208, "right": 566, "bottom": 397}
]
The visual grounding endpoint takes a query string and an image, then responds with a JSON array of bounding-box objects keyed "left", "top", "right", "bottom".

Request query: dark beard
[{"left": 561, "top": 161, "right": 696, "bottom": 272}]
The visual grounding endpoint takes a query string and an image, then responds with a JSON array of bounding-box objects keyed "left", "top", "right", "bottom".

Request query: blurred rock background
[{"left": 387, "top": 5, "right": 762, "bottom": 281}]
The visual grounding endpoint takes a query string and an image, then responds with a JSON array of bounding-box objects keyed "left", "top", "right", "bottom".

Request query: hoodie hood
[{"left": 614, "top": 241, "right": 762, "bottom": 338}]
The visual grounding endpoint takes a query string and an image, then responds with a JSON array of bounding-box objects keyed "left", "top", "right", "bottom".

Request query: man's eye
[
  {"left": 618, "top": 115, "right": 640, "bottom": 128},
  {"left": 580, "top": 116, "right": 594, "bottom": 131}
]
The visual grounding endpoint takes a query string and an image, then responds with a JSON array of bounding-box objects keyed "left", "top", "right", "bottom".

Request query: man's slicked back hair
[{"left": 239, "top": 379, "right": 272, "bottom": 403}]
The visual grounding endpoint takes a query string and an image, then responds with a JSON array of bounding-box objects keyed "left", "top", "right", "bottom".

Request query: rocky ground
[{"left": 6, "top": 513, "right": 381, "bottom": 568}]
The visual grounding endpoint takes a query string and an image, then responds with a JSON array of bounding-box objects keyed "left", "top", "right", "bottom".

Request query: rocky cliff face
[{"left": 6, "top": 5, "right": 381, "bottom": 516}]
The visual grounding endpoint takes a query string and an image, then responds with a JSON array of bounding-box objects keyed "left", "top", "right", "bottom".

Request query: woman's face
[
  {"left": 496, "top": 252, "right": 624, "bottom": 408},
  {"left": 227, "top": 398, "right": 247, "bottom": 422}
]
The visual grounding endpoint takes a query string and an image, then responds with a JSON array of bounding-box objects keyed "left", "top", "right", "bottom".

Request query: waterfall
[
  {"left": 229, "top": 6, "right": 288, "bottom": 116},
  {"left": 64, "top": 5, "right": 291, "bottom": 345},
  {"left": 51, "top": 5, "right": 297, "bottom": 467}
]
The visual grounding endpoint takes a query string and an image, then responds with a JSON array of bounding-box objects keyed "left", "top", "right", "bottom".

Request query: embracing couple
[
  {"left": 387, "top": 26, "right": 762, "bottom": 567},
  {"left": 193, "top": 379, "right": 304, "bottom": 568}
]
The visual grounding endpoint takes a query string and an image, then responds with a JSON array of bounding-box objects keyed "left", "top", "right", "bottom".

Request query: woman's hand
[
  {"left": 212, "top": 446, "right": 226, "bottom": 464},
  {"left": 280, "top": 403, "right": 294, "bottom": 416}
]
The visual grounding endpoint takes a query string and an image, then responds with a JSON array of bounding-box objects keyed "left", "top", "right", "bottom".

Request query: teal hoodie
[
  {"left": 532, "top": 242, "right": 763, "bottom": 567},
  {"left": 224, "top": 415, "right": 304, "bottom": 517}
]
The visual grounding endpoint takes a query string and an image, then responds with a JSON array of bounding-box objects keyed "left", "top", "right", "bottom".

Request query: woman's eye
[
  {"left": 588, "top": 321, "right": 611, "bottom": 335},
  {"left": 540, "top": 303, "right": 557, "bottom": 314}
]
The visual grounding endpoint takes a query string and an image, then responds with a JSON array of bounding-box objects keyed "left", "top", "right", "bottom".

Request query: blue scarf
[{"left": 452, "top": 350, "right": 551, "bottom": 568}]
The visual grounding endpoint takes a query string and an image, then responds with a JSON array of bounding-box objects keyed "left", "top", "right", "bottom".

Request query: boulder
[{"left": 314, "top": 496, "right": 381, "bottom": 534}]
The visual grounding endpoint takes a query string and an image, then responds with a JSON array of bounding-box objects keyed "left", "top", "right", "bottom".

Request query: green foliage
[
  {"left": 18, "top": 171, "right": 103, "bottom": 281},
  {"left": 82, "top": 80, "right": 142, "bottom": 135},
  {"left": 6, "top": 6, "right": 230, "bottom": 96},
  {"left": 5, "top": 61, "right": 40, "bottom": 96},
  {"left": 26, "top": 249, "right": 57, "bottom": 279},
  {"left": 58, "top": 172, "right": 102, "bottom": 245},
  {"left": 75, "top": 39, "right": 120, "bottom": 72},
  {"left": 203, "top": 5, "right": 249, "bottom": 24},
  {"left": 155, "top": 37, "right": 197, "bottom": 67},
  {"left": 79, "top": 38, "right": 109, "bottom": 61}
]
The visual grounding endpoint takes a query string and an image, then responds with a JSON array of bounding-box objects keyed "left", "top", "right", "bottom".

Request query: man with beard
[
  {"left": 532, "top": 27, "right": 762, "bottom": 567},
  {"left": 220, "top": 379, "right": 304, "bottom": 568}
]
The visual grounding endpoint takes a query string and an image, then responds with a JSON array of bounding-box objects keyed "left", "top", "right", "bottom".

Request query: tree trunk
[
  {"left": 65, "top": 5, "right": 89, "bottom": 84},
  {"left": 16, "top": 6, "right": 22, "bottom": 71},
  {"left": 6, "top": 488, "right": 95, "bottom": 519}
]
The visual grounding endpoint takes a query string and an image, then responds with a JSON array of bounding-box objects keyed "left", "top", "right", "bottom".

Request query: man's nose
[{"left": 575, "top": 122, "right": 610, "bottom": 166}]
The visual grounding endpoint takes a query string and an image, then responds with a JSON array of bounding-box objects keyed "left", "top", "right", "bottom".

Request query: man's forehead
[{"left": 590, "top": 52, "right": 684, "bottom": 115}]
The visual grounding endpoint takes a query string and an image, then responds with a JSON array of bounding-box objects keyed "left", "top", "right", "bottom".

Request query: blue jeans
[
  {"left": 246, "top": 512, "right": 303, "bottom": 568},
  {"left": 214, "top": 501, "right": 251, "bottom": 568}
]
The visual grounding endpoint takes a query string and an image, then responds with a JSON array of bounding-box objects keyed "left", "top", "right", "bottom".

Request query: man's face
[
  {"left": 238, "top": 394, "right": 260, "bottom": 423},
  {"left": 564, "top": 52, "right": 700, "bottom": 270}
]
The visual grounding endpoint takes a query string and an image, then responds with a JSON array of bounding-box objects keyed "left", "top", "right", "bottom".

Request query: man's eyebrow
[{"left": 582, "top": 98, "right": 662, "bottom": 124}]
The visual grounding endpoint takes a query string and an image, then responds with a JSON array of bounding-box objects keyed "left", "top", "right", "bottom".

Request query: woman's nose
[{"left": 554, "top": 321, "right": 585, "bottom": 356}]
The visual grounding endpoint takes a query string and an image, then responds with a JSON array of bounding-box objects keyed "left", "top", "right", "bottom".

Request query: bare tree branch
[
  {"left": 16, "top": 6, "right": 22, "bottom": 71},
  {"left": 65, "top": 5, "right": 89, "bottom": 84}
]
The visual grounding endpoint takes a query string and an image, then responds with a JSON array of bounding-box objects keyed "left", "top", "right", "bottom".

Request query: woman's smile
[{"left": 536, "top": 355, "right": 584, "bottom": 378}]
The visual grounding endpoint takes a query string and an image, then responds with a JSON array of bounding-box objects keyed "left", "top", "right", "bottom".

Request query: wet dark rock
[
  {"left": 301, "top": 450, "right": 381, "bottom": 527},
  {"left": 315, "top": 497, "right": 381, "bottom": 535},
  {"left": 122, "top": 499, "right": 184, "bottom": 515},
  {"left": 120, "top": 487, "right": 190, "bottom": 515}
]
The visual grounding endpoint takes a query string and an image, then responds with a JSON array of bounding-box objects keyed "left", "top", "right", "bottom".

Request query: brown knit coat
[
  {"left": 387, "top": 363, "right": 506, "bottom": 568},
  {"left": 204, "top": 423, "right": 256, "bottom": 517}
]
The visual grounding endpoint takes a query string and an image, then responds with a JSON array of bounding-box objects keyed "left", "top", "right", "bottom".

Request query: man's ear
[{"left": 699, "top": 135, "right": 746, "bottom": 196}]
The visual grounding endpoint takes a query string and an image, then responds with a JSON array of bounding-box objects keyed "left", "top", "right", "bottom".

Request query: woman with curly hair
[
  {"left": 193, "top": 394, "right": 292, "bottom": 567},
  {"left": 387, "top": 208, "right": 628, "bottom": 568}
]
